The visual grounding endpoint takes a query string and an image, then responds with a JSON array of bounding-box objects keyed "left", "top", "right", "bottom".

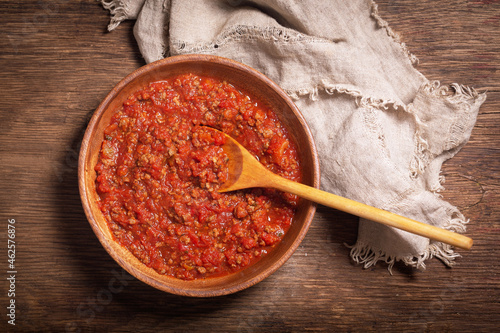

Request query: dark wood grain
[{"left": 1, "top": 0, "right": 499, "bottom": 332}]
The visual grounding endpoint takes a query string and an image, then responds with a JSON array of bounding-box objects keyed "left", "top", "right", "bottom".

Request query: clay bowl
[{"left": 78, "top": 54, "right": 320, "bottom": 297}]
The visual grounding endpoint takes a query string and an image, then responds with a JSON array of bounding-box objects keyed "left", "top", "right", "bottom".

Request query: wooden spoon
[{"left": 213, "top": 128, "right": 473, "bottom": 250}]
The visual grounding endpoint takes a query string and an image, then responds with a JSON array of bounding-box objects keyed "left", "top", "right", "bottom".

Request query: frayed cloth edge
[
  {"left": 101, "top": 0, "right": 148, "bottom": 31},
  {"left": 101, "top": 0, "right": 129, "bottom": 31},
  {"left": 285, "top": 79, "right": 483, "bottom": 112},
  {"left": 170, "top": 25, "right": 330, "bottom": 57},
  {"left": 346, "top": 240, "right": 462, "bottom": 274},
  {"left": 285, "top": 80, "right": 408, "bottom": 112},
  {"left": 369, "top": 1, "right": 419, "bottom": 66},
  {"left": 408, "top": 80, "right": 486, "bottom": 179},
  {"left": 346, "top": 214, "right": 467, "bottom": 273}
]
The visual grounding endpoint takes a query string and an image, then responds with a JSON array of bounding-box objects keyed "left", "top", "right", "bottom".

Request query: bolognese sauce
[{"left": 95, "top": 73, "right": 302, "bottom": 280}]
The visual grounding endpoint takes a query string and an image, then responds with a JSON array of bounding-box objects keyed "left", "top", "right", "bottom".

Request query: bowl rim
[{"left": 78, "top": 54, "right": 320, "bottom": 297}]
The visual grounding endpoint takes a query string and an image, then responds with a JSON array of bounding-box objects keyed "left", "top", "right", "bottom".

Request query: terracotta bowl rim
[{"left": 78, "top": 54, "right": 320, "bottom": 297}]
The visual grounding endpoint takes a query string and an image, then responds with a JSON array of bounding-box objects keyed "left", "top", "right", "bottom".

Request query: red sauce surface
[{"left": 95, "top": 73, "right": 302, "bottom": 280}]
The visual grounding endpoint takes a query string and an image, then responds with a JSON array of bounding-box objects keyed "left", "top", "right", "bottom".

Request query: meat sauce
[{"left": 95, "top": 73, "right": 302, "bottom": 280}]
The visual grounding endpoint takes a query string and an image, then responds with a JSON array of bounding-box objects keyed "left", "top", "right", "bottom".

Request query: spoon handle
[{"left": 267, "top": 174, "right": 473, "bottom": 250}]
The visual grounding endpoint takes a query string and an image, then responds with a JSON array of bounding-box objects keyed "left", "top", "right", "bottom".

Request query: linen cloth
[{"left": 100, "top": 0, "right": 486, "bottom": 271}]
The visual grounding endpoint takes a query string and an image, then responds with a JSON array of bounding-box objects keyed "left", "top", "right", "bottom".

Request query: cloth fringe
[
  {"left": 348, "top": 211, "right": 467, "bottom": 273},
  {"left": 429, "top": 172, "right": 446, "bottom": 195},
  {"left": 421, "top": 80, "right": 481, "bottom": 103},
  {"left": 101, "top": 0, "right": 129, "bottom": 31},
  {"left": 100, "top": 0, "right": 146, "bottom": 31},
  {"left": 346, "top": 241, "right": 398, "bottom": 273},
  {"left": 369, "top": 1, "right": 419, "bottom": 66},
  {"left": 409, "top": 80, "right": 484, "bottom": 180},
  {"left": 286, "top": 80, "right": 407, "bottom": 112},
  {"left": 170, "top": 25, "right": 326, "bottom": 56}
]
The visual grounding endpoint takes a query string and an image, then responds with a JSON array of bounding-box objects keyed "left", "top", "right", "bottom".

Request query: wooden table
[{"left": 1, "top": 1, "right": 499, "bottom": 331}]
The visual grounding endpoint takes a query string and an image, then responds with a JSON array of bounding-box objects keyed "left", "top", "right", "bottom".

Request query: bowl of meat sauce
[{"left": 79, "top": 54, "right": 319, "bottom": 296}]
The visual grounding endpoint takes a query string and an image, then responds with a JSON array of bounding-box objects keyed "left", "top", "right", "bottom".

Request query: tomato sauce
[{"left": 95, "top": 73, "right": 302, "bottom": 280}]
